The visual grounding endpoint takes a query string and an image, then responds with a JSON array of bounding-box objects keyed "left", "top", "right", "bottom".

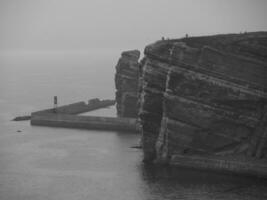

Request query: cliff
[
  {"left": 140, "top": 32, "right": 267, "bottom": 164},
  {"left": 115, "top": 32, "right": 267, "bottom": 176},
  {"left": 115, "top": 50, "right": 140, "bottom": 117}
]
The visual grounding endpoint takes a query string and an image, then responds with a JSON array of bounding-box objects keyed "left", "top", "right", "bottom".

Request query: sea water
[{"left": 0, "top": 51, "right": 266, "bottom": 200}]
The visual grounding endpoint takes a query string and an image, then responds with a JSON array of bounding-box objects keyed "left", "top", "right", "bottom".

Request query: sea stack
[{"left": 115, "top": 50, "right": 140, "bottom": 117}]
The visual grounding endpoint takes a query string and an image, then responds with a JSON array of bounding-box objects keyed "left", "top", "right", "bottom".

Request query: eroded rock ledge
[{"left": 115, "top": 32, "right": 267, "bottom": 176}]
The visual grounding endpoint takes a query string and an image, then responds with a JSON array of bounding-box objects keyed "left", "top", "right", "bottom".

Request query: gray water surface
[{"left": 0, "top": 52, "right": 266, "bottom": 200}]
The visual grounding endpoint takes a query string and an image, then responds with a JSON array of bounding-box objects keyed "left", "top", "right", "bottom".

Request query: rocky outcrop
[
  {"left": 114, "top": 32, "right": 267, "bottom": 176},
  {"left": 115, "top": 50, "right": 140, "bottom": 117},
  {"left": 139, "top": 32, "right": 267, "bottom": 167}
]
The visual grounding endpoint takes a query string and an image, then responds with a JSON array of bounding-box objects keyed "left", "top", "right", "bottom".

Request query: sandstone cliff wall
[
  {"left": 115, "top": 50, "right": 140, "bottom": 117},
  {"left": 139, "top": 32, "right": 267, "bottom": 164},
  {"left": 115, "top": 32, "right": 267, "bottom": 175}
]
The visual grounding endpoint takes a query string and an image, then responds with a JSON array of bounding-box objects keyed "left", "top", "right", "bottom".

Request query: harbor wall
[
  {"left": 171, "top": 154, "right": 267, "bottom": 178},
  {"left": 31, "top": 113, "right": 139, "bottom": 132},
  {"left": 32, "top": 99, "right": 115, "bottom": 115}
]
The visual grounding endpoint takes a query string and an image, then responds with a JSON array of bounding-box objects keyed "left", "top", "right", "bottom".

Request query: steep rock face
[
  {"left": 139, "top": 32, "right": 267, "bottom": 163},
  {"left": 115, "top": 50, "right": 140, "bottom": 117},
  {"left": 139, "top": 57, "right": 170, "bottom": 161}
]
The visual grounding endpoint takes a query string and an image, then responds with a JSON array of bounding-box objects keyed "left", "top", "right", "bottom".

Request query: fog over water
[
  {"left": 1, "top": 0, "right": 267, "bottom": 52},
  {"left": 0, "top": 1, "right": 267, "bottom": 200}
]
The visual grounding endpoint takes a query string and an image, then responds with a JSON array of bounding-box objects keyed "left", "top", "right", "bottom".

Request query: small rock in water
[{"left": 130, "top": 145, "right": 142, "bottom": 149}]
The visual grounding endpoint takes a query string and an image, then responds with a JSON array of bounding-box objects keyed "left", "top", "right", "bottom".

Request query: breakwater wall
[
  {"left": 31, "top": 113, "right": 139, "bottom": 132},
  {"left": 32, "top": 99, "right": 115, "bottom": 115},
  {"left": 30, "top": 99, "right": 139, "bottom": 132},
  {"left": 171, "top": 155, "right": 267, "bottom": 178}
]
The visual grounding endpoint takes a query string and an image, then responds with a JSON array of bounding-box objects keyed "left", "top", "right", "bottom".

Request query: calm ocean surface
[{"left": 0, "top": 51, "right": 266, "bottom": 200}]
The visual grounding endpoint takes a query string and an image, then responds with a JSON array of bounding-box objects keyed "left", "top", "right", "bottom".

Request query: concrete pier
[
  {"left": 30, "top": 99, "right": 139, "bottom": 133},
  {"left": 32, "top": 99, "right": 116, "bottom": 115},
  {"left": 31, "top": 113, "right": 139, "bottom": 132},
  {"left": 171, "top": 154, "right": 267, "bottom": 178}
]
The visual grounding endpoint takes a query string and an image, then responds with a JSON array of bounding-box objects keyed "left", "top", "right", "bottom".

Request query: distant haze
[{"left": 0, "top": 0, "right": 267, "bottom": 51}]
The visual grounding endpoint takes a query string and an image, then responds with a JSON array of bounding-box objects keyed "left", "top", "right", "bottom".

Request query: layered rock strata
[
  {"left": 115, "top": 50, "right": 140, "bottom": 117},
  {"left": 114, "top": 32, "right": 267, "bottom": 175},
  {"left": 139, "top": 32, "right": 267, "bottom": 166}
]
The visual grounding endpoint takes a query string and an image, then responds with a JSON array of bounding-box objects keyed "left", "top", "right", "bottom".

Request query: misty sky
[{"left": 0, "top": 0, "right": 267, "bottom": 51}]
